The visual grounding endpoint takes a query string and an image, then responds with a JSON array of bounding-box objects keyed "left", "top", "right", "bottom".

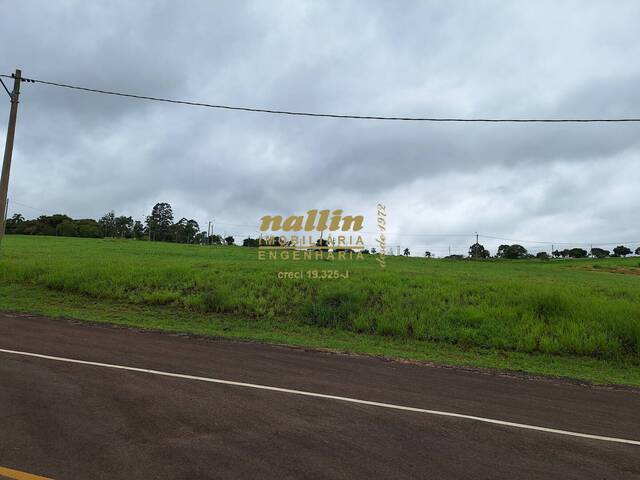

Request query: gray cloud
[{"left": 1, "top": 0, "right": 640, "bottom": 255}]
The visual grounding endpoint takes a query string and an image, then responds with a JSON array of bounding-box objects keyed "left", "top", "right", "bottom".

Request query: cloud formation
[{"left": 1, "top": 0, "right": 639, "bottom": 255}]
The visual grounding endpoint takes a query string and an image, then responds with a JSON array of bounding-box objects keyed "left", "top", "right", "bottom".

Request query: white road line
[{"left": 1, "top": 348, "right": 639, "bottom": 447}]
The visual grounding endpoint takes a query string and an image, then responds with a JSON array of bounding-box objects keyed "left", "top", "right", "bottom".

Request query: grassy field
[{"left": 1, "top": 235, "right": 639, "bottom": 386}]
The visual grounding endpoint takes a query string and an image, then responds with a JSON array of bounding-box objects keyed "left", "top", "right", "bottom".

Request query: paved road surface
[{"left": 0, "top": 312, "right": 638, "bottom": 479}]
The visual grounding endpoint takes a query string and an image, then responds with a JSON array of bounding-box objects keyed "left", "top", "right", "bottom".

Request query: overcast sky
[{"left": 1, "top": 0, "right": 639, "bottom": 256}]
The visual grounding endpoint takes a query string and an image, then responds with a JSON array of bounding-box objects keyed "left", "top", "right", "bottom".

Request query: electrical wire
[
  {"left": 479, "top": 234, "right": 640, "bottom": 246},
  {"left": 4, "top": 73, "right": 640, "bottom": 123},
  {"left": 0, "top": 77, "right": 11, "bottom": 98}
]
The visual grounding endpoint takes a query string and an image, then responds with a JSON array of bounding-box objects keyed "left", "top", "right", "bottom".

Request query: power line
[
  {"left": 478, "top": 234, "right": 640, "bottom": 246},
  {"left": 11, "top": 200, "right": 49, "bottom": 213},
  {"left": 3, "top": 73, "right": 640, "bottom": 123},
  {"left": 0, "top": 77, "right": 11, "bottom": 98}
]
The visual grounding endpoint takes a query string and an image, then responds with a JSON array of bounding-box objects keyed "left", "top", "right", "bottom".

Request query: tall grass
[{"left": 1, "top": 235, "right": 639, "bottom": 363}]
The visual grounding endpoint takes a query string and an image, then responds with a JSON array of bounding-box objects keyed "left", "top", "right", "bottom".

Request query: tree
[
  {"left": 225, "top": 235, "right": 235, "bottom": 246},
  {"left": 403, "top": 248, "right": 410, "bottom": 256},
  {"left": 424, "top": 251, "right": 431, "bottom": 258},
  {"left": 590, "top": 247, "right": 610, "bottom": 259},
  {"left": 76, "top": 219, "right": 102, "bottom": 238},
  {"left": 210, "top": 234, "right": 223, "bottom": 245},
  {"left": 172, "top": 218, "right": 200, "bottom": 243},
  {"left": 99, "top": 211, "right": 116, "bottom": 237},
  {"left": 568, "top": 248, "right": 588, "bottom": 258},
  {"left": 613, "top": 245, "right": 632, "bottom": 257},
  {"left": 5, "top": 213, "right": 24, "bottom": 233},
  {"left": 57, "top": 219, "right": 78, "bottom": 237},
  {"left": 507, "top": 244, "right": 528, "bottom": 259},
  {"left": 315, "top": 238, "right": 328, "bottom": 249},
  {"left": 497, "top": 244, "right": 528, "bottom": 259},
  {"left": 115, "top": 216, "right": 134, "bottom": 238},
  {"left": 468, "top": 242, "right": 490, "bottom": 259},
  {"left": 146, "top": 202, "right": 173, "bottom": 241},
  {"left": 242, "top": 237, "right": 260, "bottom": 247},
  {"left": 536, "top": 251, "right": 550, "bottom": 260},
  {"left": 133, "top": 220, "right": 144, "bottom": 240},
  {"left": 552, "top": 249, "right": 562, "bottom": 258},
  {"left": 371, "top": 247, "right": 377, "bottom": 255},
  {"left": 185, "top": 220, "right": 199, "bottom": 243},
  {"left": 636, "top": 246, "right": 640, "bottom": 256}
]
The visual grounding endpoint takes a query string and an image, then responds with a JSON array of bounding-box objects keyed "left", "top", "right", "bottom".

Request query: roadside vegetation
[
  {"left": 1, "top": 235, "right": 639, "bottom": 386},
  {"left": 7, "top": 204, "right": 640, "bottom": 261}
]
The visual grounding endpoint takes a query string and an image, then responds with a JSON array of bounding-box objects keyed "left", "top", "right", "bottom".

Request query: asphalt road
[{"left": 0, "top": 312, "right": 638, "bottom": 479}]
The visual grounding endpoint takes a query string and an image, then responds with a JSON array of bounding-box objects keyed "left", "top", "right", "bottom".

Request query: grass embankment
[{"left": 1, "top": 235, "right": 639, "bottom": 386}]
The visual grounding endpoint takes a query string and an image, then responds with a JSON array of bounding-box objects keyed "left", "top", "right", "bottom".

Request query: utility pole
[
  {"left": 0, "top": 69, "right": 21, "bottom": 248},
  {"left": 475, "top": 232, "right": 479, "bottom": 258}
]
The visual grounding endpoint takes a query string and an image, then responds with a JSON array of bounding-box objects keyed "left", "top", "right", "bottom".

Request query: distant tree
[
  {"left": 210, "top": 234, "right": 223, "bottom": 245},
  {"left": 424, "top": 251, "right": 431, "bottom": 258},
  {"left": 508, "top": 244, "right": 528, "bottom": 259},
  {"left": 552, "top": 249, "right": 562, "bottom": 258},
  {"left": 590, "top": 247, "right": 610, "bottom": 259},
  {"left": 613, "top": 245, "right": 632, "bottom": 257},
  {"left": 497, "top": 244, "right": 528, "bottom": 259},
  {"left": 133, "top": 220, "right": 144, "bottom": 240},
  {"left": 20, "top": 219, "right": 54, "bottom": 236},
  {"left": 636, "top": 246, "right": 640, "bottom": 256},
  {"left": 115, "top": 216, "right": 134, "bottom": 238},
  {"left": 76, "top": 219, "right": 102, "bottom": 238},
  {"left": 568, "top": 248, "right": 588, "bottom": 258},
  {"left": 315, "top": 238, "right": 328, "bottom": 251},
  {"left": 15, "top": 214, "right": 71, "bottom": 236},
  {"left": 468, "top": 243, "right": 490, "bottom": 259},
  {"left": 5, "top": 213, "right": 24, "bottom": 233},
  {"left": 36, "top": 214, "right": 72, "bottom": 234},
  {"left": 445, "top": 254, "right": 464, "bottom": 260},
  {"left": 536, "top": 251, "right": 550, "bottom": 260},
  {"left": 45, "top": 214, "right": 71, "bottom": 228},
  {"left": 225, "top": 235, "right": 235, "bottom": 245},
  {"left": 99, "top": 211, "right": 116, "bottom": 237},
  {"left": 172, "top": 219, "right": 199, "bottom": 243},
  {"left": 56, "top": 219, "right": 78, "bottom": 237},
  {"left": 146, "top": 202, "right": 174, "bottom": 241},
  {"left": 242, "top": 237, "right": 260, "bottom": 247},
  {"left": 193, "top": 231, "right": 208, "bottom": 244},
  {"left": 361, "top": 249, "right": 370, "bottom": 254},
  {"left": 371, "top": 247, "right": 377, "bottom": 255},
  {"left": 187, "top": 220, "right": 199, "bottom": 243}
]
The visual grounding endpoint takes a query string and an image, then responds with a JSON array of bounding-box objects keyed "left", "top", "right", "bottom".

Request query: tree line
[
  {"left": 5, "top": 202, "right": 235, "bottom": 245},
  {"left": 6, "top": 203, "right": 639, "bottom": 258},
  {"left": 442, "top": 243, "right": 640, "bottom": 259}
]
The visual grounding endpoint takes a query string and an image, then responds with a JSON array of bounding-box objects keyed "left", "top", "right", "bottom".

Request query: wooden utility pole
[
  {"left": 475, "top": 232, "right": 479, "bottom": 258},
  {"left": 0, "top": 69, "right": 21, "bottom": 248}
]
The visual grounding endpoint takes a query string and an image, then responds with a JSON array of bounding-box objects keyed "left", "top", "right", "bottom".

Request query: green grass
[{"left": 1, "top": 235, "right": 639, "bottom": 386}]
